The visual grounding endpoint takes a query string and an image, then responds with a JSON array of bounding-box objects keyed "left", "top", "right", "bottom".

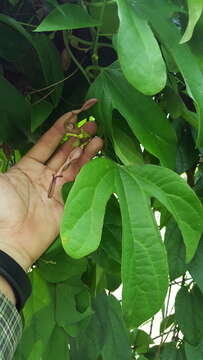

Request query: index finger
[{"left": 24, "top": 99, "right": 98, "bottom": 163}]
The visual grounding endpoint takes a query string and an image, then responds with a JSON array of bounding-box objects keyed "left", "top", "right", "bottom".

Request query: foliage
[{"left": 1, "top": 0, "right": 203, "bottom": 358}]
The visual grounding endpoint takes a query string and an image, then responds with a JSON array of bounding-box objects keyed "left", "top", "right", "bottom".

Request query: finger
[
  {"left": 46, "top": 121, "right": 97, "bottom": 172},
  {"left": 23, "top": 111, "right": 77, "bottom": 164},
  {"left": 63, "top": 136, "right": 103, "bottom": 182},
  {"left": 22, "top": 99, "right": 98, "bottom": 164}
]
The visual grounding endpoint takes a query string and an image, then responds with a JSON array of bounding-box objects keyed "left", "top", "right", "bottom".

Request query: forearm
[{"left": 0, "top": 276, "right": 16, "bottom": 306}]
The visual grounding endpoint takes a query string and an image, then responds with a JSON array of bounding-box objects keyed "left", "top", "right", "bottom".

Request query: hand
[{"left": 0, "top": 100, "right": 103, "bottom": 271}]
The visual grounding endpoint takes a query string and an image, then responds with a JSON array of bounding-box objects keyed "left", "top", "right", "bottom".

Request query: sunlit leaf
[
  {"left": 60, "top": 158, "right": 116, "bottom": 258},
  {"left": 116, "top": 0, "right": 166, "bottom": 95}
]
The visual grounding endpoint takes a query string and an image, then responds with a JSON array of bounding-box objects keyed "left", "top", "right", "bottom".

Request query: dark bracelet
[{"left": 0, "top": 250, "right": 32, "bottom": 311}]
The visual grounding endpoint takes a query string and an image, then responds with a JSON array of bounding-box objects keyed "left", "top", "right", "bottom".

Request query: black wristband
[{"left": 0, "top": 250, "right": 32, "bottom": 311}]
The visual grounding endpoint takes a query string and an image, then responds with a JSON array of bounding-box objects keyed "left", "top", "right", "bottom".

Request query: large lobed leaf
[{"left": 61, "top": 158, "right": 203, "bottom": 327}]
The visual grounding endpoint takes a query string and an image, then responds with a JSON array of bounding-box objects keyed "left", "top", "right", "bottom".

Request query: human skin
[{"left": 0, "top": 101, "right": 103, "bottom": 306}]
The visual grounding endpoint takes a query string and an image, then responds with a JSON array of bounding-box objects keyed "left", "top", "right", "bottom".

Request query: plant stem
[
  {"left": 149, "top": 316, "right": 154, "bottom": 337},
  {"left": 92, "top": 0, "right": 107, "bottom": 67},
  {"left": 32, "top": 87, "right": 56, "bottom": 105},
  {"left": 86, "top": 0, "right": 115, "bottom": 6},
  {"left": 29, "top": 68, "right": 78, "bottom": 94},
  {"left": 63, "top": 31, "right": 91, "bottom": 84},
  {"left": 152, "top": 328, "right": 174, "bottom": 341},
  {"left": 18, "top": 21, "right": 36, "bottom": 28},
  {"left": 69, "top": 34, "right": 113, "bottom": 48},
  {"left": 165, "top": 284, "right": 172, "bottom": 318}
]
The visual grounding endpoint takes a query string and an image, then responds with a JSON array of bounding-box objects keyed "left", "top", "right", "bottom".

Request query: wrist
[
  {"left": 0, "top": 275, "right": 16, "bottom": 306},
  {"left": 0, "top": 243, "right": 32, "bottom": 272},
  {"left": 0, "top": 250, "right": 32, "bottom": 311}
]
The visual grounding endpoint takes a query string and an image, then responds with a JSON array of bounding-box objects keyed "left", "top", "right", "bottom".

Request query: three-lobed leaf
[{"left": 61, "top": 158, "right": 203, "bottom": 327}]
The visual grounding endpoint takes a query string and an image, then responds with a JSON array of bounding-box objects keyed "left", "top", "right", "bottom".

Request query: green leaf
[
  {"left": 188, "top": 237, "right": 203, "bottom": 293},
  {"left": 0, "top": 149, "right": 8, "bottom": 173},
  {"left": 175, "top": 285, "right": 203, "bottom": 345},
  {"left": 14, "top": 269, "right": 55, "bottom": 359},
  {"left": 160, "top": 314, "right": 175, "bottom": 333},
  {"left": 116, "top": 0, "right": 166, "bottom": 95},
  {"left": 174, "top": 119, "right": 199, "bottom": 174},
  {"left": 142, "top": 343, "right": 186, "bottom": 359},
  {"left": 160, "top": 342, "right": 186, "bottom": 360},
  {"left": 137, "top": 0, "right": 203, "bottom": 148},
  {"left": 60, "top": 158, "right": 116, "bottom": 258},
  {"left": 131, "top": 330, "right": 153, "bottom": 354},
  {"left": 31, "top": 101, "right": 53, "bottom": 132},
  {"left": 116, "top": 167, "right": 168, "bottom": 327},
  {"left": 56, "top": 282, "right": 93, "bottom": 337},
  {"left": 31, "top": 34, "right": 64, "bottom": 106},
  {"left": 89, "top": 0, "right": 119, "bottom": 34},
  {"left": 185, "top": 340, "right": 203, "bottom": 360},
  {"left": 0, "top": 74, "right": 30, "bottom": 139},
  {"left": 180, "top": 0, "right": 203, "bottom": 44},
  {"left": 128, "top": 164, "right": 203, "bottom": 262},
  {"left": 70, "top": 293, "right": 131, "bottom": 360},
  {"left": 61, "top": 181, "right": 74, "bottom": 203},
  {"left": 189, "top": 17, "right": 203, "bottom": 75},
  {"left": 0, "top": 15, "right": 64, "bottom": 106},
  {"left": 101, "top": 196, "right": 122, "bottom": 264},
  {"left": 112, "top": 112, "right": 144, "bottom": 166},
  {"left": 42, "top": 326, "right": 69, "bottom": 360},
  {"left": 164, "top": 219, "right": 186, "bottom": 280},
  {"left": 88, "top": 62, "right": 177, "bottom": 168},
  {"left": 35, "top": 3, "right": 100, "bottom": 32},
  {"left": 8, "top": 0, "right": 19, "bottom": 4},
  {"left": 38, "top": 250, "right": 87, "bottom": 283},
  {"left": 43, "top": 236, "right": 62, "bottom": 257}
]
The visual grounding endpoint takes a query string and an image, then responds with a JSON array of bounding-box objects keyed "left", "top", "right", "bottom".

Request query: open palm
[{"left": 0, "top": 101, "right": 103, "bottom": 270}]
